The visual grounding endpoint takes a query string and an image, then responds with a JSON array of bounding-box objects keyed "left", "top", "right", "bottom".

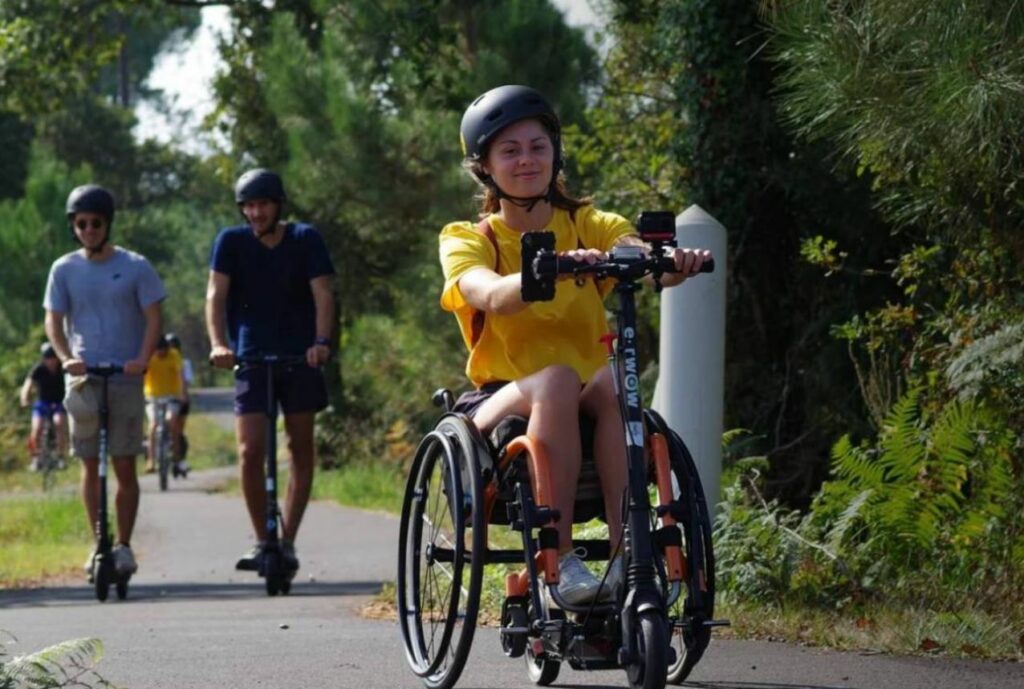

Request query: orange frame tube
[{"left": 650, "top": 432, "right": 686, "bottom": 582}]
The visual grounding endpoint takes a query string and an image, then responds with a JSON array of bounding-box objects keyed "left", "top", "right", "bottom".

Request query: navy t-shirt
[
  {"left": 31, "top": 363, "right": 65, "bottom": 403},
  {"left": 210, "top": 223, "right": 335, "bottom": 357}
]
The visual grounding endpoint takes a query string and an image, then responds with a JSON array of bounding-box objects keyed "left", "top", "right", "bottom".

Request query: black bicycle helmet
[
  {"left": 460, "top": 85, "right": 562, "bottom": 174},
  {"left": 234, "top": 168, "right": 287, "bottom": 205},
  {"left": 40, "top": 343, "right": 56, "bottom": 358},
  {"left": 164, "top": 332, "right": 181, "bottom": 349},
  {"left": 66, "top": 184, "right": 115, "bottom": 222}
]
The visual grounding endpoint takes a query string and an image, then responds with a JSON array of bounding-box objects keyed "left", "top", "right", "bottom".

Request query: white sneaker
[
  {"left": 557, "top": 551, "right": 602, "bottom": 605},
  {"left": 599, "top": 557, "right": 624, "bottom": 601},
  {"left": 29, "top": 456, "right": 41, "bottom": 472},
  {"left": 112, "top": 544, "right": 138, "bottom": 575},
  {"left": 83, "top": 549, "right": 97, "bottom": 580}
]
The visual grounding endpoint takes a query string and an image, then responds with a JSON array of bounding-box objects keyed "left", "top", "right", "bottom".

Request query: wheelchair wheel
[
  {"left": 398, "top": 415, "right": 485, "bottom": 689},
  {"left": 645, "top": 411, "right": 716, "bottom": 684}
]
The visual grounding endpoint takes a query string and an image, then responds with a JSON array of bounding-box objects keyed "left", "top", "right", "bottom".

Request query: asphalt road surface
[{"left": 1, "top": 401, "right": 1020, "bottom": 688}]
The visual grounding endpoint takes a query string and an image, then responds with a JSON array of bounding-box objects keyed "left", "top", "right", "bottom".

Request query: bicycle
[
  {"left": 152, "top": 397, "right": 173, "bottom": 491},
  {"left": 36, "top": 411, "right": 65, "bottom": 492},
  {"left": 85, "top": 364, "right": 131, "bottom": 602},
  {"left": 397, "top": 211, "right": 727, "bottom": 689},
  {"left": 235, "top": 354, "right": 307, "bottom": 596}
]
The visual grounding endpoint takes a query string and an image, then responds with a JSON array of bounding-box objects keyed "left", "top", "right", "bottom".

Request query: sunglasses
[{"left": 74, "top": 218, "right": 106, "bottom": 231}]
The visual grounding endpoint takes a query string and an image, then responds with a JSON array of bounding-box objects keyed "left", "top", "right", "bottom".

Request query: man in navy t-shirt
[{"left": 205, "top": 168, "right": 335, "bottom": 575}]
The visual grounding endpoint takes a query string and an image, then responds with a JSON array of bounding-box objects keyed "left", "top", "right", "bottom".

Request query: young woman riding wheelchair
[{"left": 397, "top": 85, "right": 721, "bottom": 689}]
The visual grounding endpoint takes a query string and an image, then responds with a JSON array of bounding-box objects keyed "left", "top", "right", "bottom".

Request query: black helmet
[
  {"left": 164, "top": 332, "right": 181, "bottom": 349},
  {"left": 40, "top": 343, "right": 56, "bottom": 358},
  {"left": 460, "top": 85, "right": 562, "bottom": 173},
  {"left": 234, "top": 169, "right": 286, "bottom": 205},
  {"left": 66, "top": 185, "right": 115, "bottom": 223},
  {"left": 155, "top": 337, "right": 169, "bottom": 350}
]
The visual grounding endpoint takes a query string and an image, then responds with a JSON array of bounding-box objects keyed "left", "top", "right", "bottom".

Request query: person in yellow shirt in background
[{"left": 143, "top": 334, "right": 188, "bottom": 477}]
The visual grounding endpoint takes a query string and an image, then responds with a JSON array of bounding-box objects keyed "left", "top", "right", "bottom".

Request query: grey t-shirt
[{"left": 43, "top": 247, "right": 166, "bottom": 380}]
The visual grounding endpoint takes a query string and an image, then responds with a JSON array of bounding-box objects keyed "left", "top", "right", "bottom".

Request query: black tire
[
  {"left": 397, "top": 415, "right": 485, "bottom": 689},
  {"left": 645, "top": 411, "right": 716, "bottom": 685},
  {"left": 93, "top": 557, "right": 111, "bottom": 602},
  {"left": 525, "top": 641, "right": 560, "bottom": 686},
  {"left": 501, "top": 603, "right": 528, "bottom": 658},
  {"left": 627, "top": 611, "right": 669, "bottom": 689},
  {"left": 281, "top": 574, "right": 292, "bottom": 595},
  {"left": 116, "top": 575, "right": 129, "bottom": 600},
  {"left": 157, "top": 429, "right": 170, "bottom": 492},
  {"left": 265, "top": 551, "right": 282, "bottom": 597}
]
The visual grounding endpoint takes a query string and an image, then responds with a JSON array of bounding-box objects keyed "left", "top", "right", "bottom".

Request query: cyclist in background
[
  {"left": 19, "top": 343, "right": 68, "bottom": 471},
  {"left": 166, "top": 333, "right": 192, "bottom": 464},
  {"left": 143, "top": 334, "right": 187, "bottom": 477}
]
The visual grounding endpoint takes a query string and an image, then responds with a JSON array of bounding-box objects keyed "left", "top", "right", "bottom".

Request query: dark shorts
[
  {"left": 452, "top": 381, "right": 509, "bottom": 418},
  {"left": 32, "top": 401, "right": 65, "bottom": 419},
  {"left": 234, "top": 362, "right": 328, "bottom": 416}
]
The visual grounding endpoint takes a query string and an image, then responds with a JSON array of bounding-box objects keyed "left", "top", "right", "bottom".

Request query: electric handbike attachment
[{"left": 397, "top": 211, "right": 727, "bottom": 689}]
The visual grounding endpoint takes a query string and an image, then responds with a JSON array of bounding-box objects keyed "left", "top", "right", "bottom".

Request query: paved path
[{"left": 1, "top": 407, "right": 1020, "bottom": 687}]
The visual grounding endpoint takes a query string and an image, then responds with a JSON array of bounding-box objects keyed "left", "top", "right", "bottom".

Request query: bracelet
[{"left": 314, "top": 337, "right": 331, "bottom": 347}]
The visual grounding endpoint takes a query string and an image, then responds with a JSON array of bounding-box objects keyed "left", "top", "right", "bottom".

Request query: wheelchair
[
  {"left": 398, "top": 213, "right": 724, "bottom": 689},
  {"left": 398, "top": 396, "right": 719, "bottom": 689}
]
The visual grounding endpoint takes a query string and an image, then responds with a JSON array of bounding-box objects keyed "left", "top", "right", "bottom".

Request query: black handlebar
[{"left": 85, "top": 365, "right": 125, "bottom": 376}]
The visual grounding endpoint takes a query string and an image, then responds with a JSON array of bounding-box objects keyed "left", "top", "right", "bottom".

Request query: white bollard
[{"left": 651, "top": 204, "right": 727, "bottom": 512}]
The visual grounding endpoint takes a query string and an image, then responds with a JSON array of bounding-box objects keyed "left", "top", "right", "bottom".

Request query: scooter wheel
[
  {"left": 280, "top": 577, "right": 291, "bottom": 595},
  {"left": 264, "top": 551, "right": 282, "bottom": 596},
  {"left": 93, "top": 557, "right": 111, "bottom": 602},
  {"left": 116, "top": 574, "right": 129, "bottom": 600}
]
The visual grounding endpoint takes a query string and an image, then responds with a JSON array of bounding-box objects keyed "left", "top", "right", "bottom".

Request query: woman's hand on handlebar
[
  {"left": 64, "top": 358, "right": 87, "bottom": 376},
  {"left": 661, "top": 247, "right": 713, "bottom": 287},
  {"left": 559, "top": 247, "right": 607, "bottom": 280},
  {"left": 123, "top": 359, "right": 148, "bottom": 376},
  {"left": 306, "top": 343, "right": 330, "bottom": 368},
  {"left": 209, "top": 345, "right": 236, "bottom": 370}
]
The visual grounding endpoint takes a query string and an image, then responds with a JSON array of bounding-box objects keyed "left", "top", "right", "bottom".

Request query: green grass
[
  {"left": 0, "top": 495, "right": 91, "bottom": 587},
  {"left": 182, "top": 414, "right": 236, "bottom": 470},
  {"left": 312, "top": 462, "right": 406, "bottom": 513}
]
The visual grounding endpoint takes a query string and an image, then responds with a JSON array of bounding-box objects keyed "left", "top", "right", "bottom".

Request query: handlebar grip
[{"left": 657, "top": 256, "right": 715, "bottom": 274}]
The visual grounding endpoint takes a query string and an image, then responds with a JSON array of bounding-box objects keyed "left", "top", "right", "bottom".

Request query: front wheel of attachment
[
  {"left": 397, "top": 415, "right": 485, "bottom": 689},
  {"left": 627, "top": 611, "right": 668, "bottom": 689}
]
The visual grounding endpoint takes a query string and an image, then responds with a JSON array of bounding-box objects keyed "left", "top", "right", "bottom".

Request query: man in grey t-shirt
[{"left": 43, "top": 184, "right": 165, "bottom": 579}]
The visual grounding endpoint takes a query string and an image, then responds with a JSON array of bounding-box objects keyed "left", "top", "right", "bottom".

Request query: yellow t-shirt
[
  {"left": 144, "top": 348, "right": 183, "bottom": 398},
  {"left": 440, "top": 205, "right": 636, "bottom": 387}
]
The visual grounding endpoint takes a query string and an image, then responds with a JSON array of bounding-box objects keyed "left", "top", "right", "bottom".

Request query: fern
[
  {"left": 947, "top": 322, "right": 1024, "bottom": 400},
  {"left": 0, "top": 638, "right": 112, "bottom": 689}
]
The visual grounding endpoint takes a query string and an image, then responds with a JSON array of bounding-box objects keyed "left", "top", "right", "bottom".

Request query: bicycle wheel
[
  {"left": 626, "top": 610, "right": 668, "bottom": 689},
  {"left": 116, "top": 574, "right": 129, "bottom": 600},
  {"left": 157, "top": 424, "right": 170, "bottom": 491},
  {"left": 397, "top": 415, "right": 485, "bottom": 689}
]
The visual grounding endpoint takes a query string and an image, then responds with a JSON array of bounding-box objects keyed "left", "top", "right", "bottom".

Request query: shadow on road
[
  {"left": 0, "top": 580, "right": 384, "bottom": 608},
  {"left": 684, "top": 682, "right": 861, "bottom": 689}
]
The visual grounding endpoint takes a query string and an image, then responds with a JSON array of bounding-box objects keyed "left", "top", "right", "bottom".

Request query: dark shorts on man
[
  {"left": 452, "top": 381, "right": 508, "bottom": 418},
  {"left": 234, "top": 362, "right": 328, "bottom": 416},
  {"left": 32, "top": 400, "right": 65, "bottom": 419}
]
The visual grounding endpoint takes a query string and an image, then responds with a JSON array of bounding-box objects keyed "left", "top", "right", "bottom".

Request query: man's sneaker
[
  {"left": 28, "top": 456, "right": 41, "bottom": 472},
  {"left": 112, "top": 544, "right": 138, "bottom": 575},
  {"left": 84, "top": 549, "right": 97, "bottom": 582},
  {"left": 173, "top": 460, "right": 189, "bottom": 478},
  {"left": 556, "top": 551, "right": 602, "bottom": 605},
  {"left": 281, "top": 542, "right": 300, "bottom": 572},
  {"left": 598, "top": 557, "right": 624, "bottom": 601},
  {"left": 236, "top": 543, "right": 265, "bottom": 571}
]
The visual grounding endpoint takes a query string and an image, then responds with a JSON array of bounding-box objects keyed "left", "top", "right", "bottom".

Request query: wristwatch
[{"left": 314, "top": 336, "right": 331, "bottom": 347}]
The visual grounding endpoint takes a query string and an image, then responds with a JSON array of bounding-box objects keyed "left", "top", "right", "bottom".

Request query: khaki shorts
[{"left": 65, "top": 378, "right": 145, "bottom": 458}]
